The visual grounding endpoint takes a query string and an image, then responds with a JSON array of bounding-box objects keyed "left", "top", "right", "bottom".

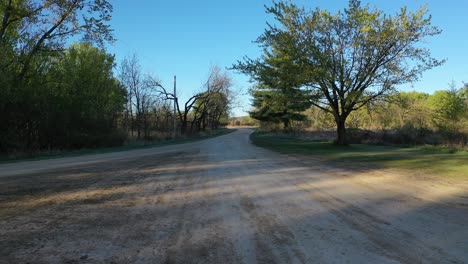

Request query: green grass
[
  {"left": 0, "top": 128, "right": 236, "bottom": 164},
  {"left": 250, "top": 131, "right": 468, "bottom": 178}
]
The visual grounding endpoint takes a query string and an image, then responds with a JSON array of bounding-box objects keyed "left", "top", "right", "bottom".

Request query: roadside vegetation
[
  {"left": 259, "top": 86, "right": 468, "bottom": 148},
  {"left": 234, "top": 0, "right": 467, "bottom": 177},
  {"left": 251, "top": 131, "right": 468, "bottom": 179},
  {"left": 0, "top": 128, "right": 235, "bottom": 163},
  {"left": 0, "top": 1, "right": 235, "bottom": 158},
  {"left": 232, "top": 0, "right": 468, "bottom": 148},
  {"left": 228, "top": 116, "right": 260, "bottom": 127}
]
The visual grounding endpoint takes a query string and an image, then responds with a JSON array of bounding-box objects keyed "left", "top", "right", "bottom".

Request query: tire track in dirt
[
  {"left": 161, "top": 151, "right": 238, "bottom": 264},
  {"left": 239, "top": 194, "right": 307, "bottom": 264},
  {"left": 1, "top": 129, "right": 467, "bottom": 263},
  {"left": 296, "top": 181, "right": 463, "bottom": 264}
]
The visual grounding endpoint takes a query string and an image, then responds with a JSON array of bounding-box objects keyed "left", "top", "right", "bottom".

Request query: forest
[
  {"left": 1, "top": 0, "right": 467, "bottom": 156},
  {"left": 0, "top": 0, "right": 233, "bottom": 155}
]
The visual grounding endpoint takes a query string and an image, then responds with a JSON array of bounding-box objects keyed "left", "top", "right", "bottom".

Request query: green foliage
[
  {"left": 0, "top": 0, "right": 119, "bottom": 153},
  {"left": 234, "top": 0, "right": 443, "bottom": 144},
  {"left": 304, "top": 107, "right": 336, "bottom": 130},
  {"left": 0, "top": 43, "right": 126, "bottom": 152},
  {"left": 233, "top": 32, "right": 312, "bottom": 129},
  {"left": 229, "top": 116, "right": 259, "bottom": 126},
  {"left": 428, "top": 85, "right": 467, "bottom": 132},
  {"left": 0, "top": 0, "right": 114, "bottom": 82},
  {"left": 46, "top": 43, "right": 127, "bottom": 148},
  {"left": 249, "top": 86, "right": 310, "bottom": 129},
  {"left": 304, "top": 86, "right": 467, "bottom": 147},
  {"left": 377, "top": 92, "right": 432, "bottom": 129}
]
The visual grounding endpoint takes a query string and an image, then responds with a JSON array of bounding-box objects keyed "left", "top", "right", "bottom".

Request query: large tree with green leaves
[
  {"left": 0, "top": 0, "right": 113, "bottom": 82},
  {"left": 47, "top": 43, "right": 126, "bottom": 148},
  {"left": 0, "top": 0, "right": 115, "bottom": 152},
  {"left": 235, "top": 0, "right": 443, "bottom": 145},
  {"left": 248, "top": 87, "right": 309, "bottom": 129},
  {"left": 233, "top": 24, "right": 312, "bottom": 129}
]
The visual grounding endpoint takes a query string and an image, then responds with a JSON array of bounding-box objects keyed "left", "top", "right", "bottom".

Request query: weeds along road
[{"left": 1, "top": 129, "right": 467, "bottom": 264}]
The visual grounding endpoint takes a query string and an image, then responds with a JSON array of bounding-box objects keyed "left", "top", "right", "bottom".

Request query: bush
[
  {"left": 438, "top": 129, "right": 467, "bottom": 148},
  {"left": 68, "top": 129, "right": 127, "bottom": 149},
  {"left": 396, "top": 125, "right": 432, "bottom": 144},
  {"left": 346, "top": 128, "right": 377, "bottom": 144},
  {"left": 344, "top": 126, "right": 467, "bottom": 149},
  {"left": 259, "top": 121, "right": 282, "bottom": 132}
]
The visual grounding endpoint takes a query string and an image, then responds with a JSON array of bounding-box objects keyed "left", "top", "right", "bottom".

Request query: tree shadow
[{"left": 0, "top": 132, "right": 467, "bottom": 263}]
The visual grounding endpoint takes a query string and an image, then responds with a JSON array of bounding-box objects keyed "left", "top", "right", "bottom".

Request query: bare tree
[
  {"left": 119, "top": 55, "right": 139, "bottom": 137},
  {"left": 146, "top": 66, "right": 234, "bottom": 136},
  {"left": 192, "top": 66, "right": 233, "bottom": 132},
  {"left": 119, "top": 55, "right": 160, "bottom": 139},
  {"left": 155, "top": 82, "right": 202, "bottom": 135}
]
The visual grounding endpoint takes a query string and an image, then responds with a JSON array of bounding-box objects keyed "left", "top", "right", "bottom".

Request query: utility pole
[{"left": 173, "top": 75, "right": 177, "bottom": 139}]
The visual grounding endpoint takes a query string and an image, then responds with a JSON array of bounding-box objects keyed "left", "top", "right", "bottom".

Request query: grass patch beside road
[
  {"left": 250, "top": 131, "right": 468, "bottom": 179},
  {"left": 1, "top": 128, "right": 236, "bottom": 164}
]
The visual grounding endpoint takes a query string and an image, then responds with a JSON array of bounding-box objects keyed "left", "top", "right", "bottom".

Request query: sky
[{"left": 107, "top": 0, "right": 468, "bottom": 117}]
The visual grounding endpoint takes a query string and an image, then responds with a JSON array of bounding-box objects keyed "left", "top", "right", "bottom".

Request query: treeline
[
  {"left": 228, "top": 116, "right": 260, "bottom": 127},
  {"left": 305, "top": 86, "right": 468, "bottom": 145},
  {"left": 1, "top": 43, "right": 127, "bottom": 152},
  {"left": 253, "top": 85, "right": 468, "bottom": 146},
  {"left": 1, "top": 0, "right": 117, "bottom": 153},
  {"left": 341, "top": 86, "right": 467, "bottom": 133},
  {"left": 0, "top": 1, "right": 232, "bottom": 155}
]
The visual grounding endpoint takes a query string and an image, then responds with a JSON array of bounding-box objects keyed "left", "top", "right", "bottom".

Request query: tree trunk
[
  {"left": 335, "top": 117, "right": 347, "bottom": 146},
  {"left": 136, "top": 101, "right": 141, "bottom": 139},
  {"left": 136, "top": 114, "right": 141, "bottom": 139},
  {"left": 180, "top": 119, "right": 187, "bottom": 135},
  {"left": 202, "top": 118, "right": 207, "bottom": 130},
  {"left": 283, "top": 119, "right": 289, "bottom": 129}
]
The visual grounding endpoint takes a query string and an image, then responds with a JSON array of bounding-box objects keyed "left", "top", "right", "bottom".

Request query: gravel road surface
[{"left": 1, "top": 129, "right": 467, "bottom": 263}]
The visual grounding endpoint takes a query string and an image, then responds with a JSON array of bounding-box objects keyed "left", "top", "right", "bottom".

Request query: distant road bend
[{"left": 0, "top": 129, "right": 467, "bottom": 263}]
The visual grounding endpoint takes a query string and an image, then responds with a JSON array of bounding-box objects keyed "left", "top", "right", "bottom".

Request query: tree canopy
[
  {"left": 0, "top": 0, "right": 113, "bottom": 82},
  {"left": 0, "top": 0, "right": 119, "bottom": 153},
  {"left": 234, "top": 36, "right": 311, "bottom": 128},
  {"left": 234, "top": 0, "right": 443, "bottom": 144}
]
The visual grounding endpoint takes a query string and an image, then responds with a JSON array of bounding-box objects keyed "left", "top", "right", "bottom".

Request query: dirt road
[{"left": 1, "top": 129, "right": 467, "bottom": 264}]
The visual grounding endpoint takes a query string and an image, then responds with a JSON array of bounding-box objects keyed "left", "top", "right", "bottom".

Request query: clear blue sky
[{"left": 107, "top": 0, "right": 468, "bottom": 117}]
